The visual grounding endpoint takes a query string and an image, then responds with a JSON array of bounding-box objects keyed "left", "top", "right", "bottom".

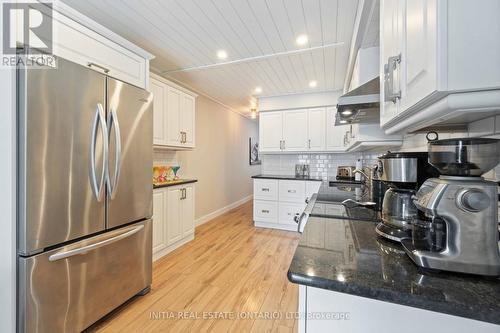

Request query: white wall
[{"left": 154, "top": 95, "right": 261, "bottom": 223}]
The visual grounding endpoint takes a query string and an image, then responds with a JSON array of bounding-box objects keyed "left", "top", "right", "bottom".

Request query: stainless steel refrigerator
[{"left": 17, "top": 57, "right": 153, "bottom": 332}]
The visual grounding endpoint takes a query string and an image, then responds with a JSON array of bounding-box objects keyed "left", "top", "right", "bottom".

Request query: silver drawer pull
[
  {"left": 288, "top": 190, "right": 296, "bottom": 193},
  {"left": 261, "top": 188, "right": 270, "bottom": 192},
  {"left": 261, "top": 210, "right": 270, "bottom": 213},
  {"left": 49, "top": 225, "right": 144, "bottom": 261},
  {"left": 87, "top": 62, "right": 110, "bottom": 73}
]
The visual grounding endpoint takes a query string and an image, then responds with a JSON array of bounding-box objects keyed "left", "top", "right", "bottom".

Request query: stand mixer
[{"left": 402, "top": 138, "right": 500, "bottom": 276}]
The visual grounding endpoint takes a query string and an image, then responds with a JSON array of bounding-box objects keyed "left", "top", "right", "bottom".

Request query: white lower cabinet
[
  {"left": 254, "top": 179, "right": 321, "bottom": 231},
  {"left": 152, "top": 184, "right": 195, "bottom": 261},
  {"left": 279, "top": 203, "right": 306, "bottom": 226},
  {"left": 298, "top": 286, "right": 499, "bottom": 333}
]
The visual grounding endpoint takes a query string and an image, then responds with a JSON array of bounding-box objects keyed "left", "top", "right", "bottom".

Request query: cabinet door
[
  {"left": 259, "top": 111, "right": 283, "bottom": 152},
  {"left": 305, "top": 181, "right": 321, "bottom": 202},
  {"left": 326, "top": 107, "right": 347, "bottom": 151},
  {"left": 401, "top": 0, "right": 438, "bottom": 112},
  {"left": 308, "top": 108, "right": 326, "bottom": 151},
  {"left": 152, "top": 190, "right": 167, "bottom": 254},
  {"left": 181, "top": 185, "right": 195, "bottom": 237},
  {"left": 151, "top": 78, "right": 167, "bottom": 146},
  {"left": 167, "top": 187, "right": 182, "bottom": 245},
  {"left": 167, "top": 87, "right": 181, "bottom": 146},
  {"left": 380, "top": 0, "right": 403, "bottom": 125},
  {"left": 180, "top": 93, "right": 196, "bottom": 147},
  {"left": 283, "top": 109, "right": 308, "bottom": 151},
  {"left": 279, "top": 202, "right": 306, "bottom": 226}
]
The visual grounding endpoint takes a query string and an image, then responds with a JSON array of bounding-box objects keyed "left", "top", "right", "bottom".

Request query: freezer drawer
[{"left": 18, "top": 220, "right": 152, "bottom": 333}]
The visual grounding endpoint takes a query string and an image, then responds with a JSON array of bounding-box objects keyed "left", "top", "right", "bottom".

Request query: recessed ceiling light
[
  {"left": 341, "top": 109, "right": 353, "bottom": 116},
  {"left": 217, "top": 50, "right": 228, "bottom": 60},
  {"left": 296, "top": 34, "right": 309, "bottom": 46},
  {"left": 309, "top": 80, "right": 317, "bottom": 88},
  {"left": 254, "top": 86, "right": 263, "bottom": 94}
]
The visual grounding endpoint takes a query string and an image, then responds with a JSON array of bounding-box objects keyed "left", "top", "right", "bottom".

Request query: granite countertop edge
[
  {"left": 153, "top": 179, "right": 198, "bottom": 189},
  {"left": 252, "top": 174, "right": 323, "bottom": 182},
  {"left": 287, "top": 270, "right": 499, "bottom": 325}
]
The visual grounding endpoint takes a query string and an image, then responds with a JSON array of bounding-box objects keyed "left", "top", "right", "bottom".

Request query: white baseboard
[
  {"left": 153, "top": 233, "right": 194, "bottom": 262},
  {"left": 195, "top": 195, "right": 253, "bottom": 227}
]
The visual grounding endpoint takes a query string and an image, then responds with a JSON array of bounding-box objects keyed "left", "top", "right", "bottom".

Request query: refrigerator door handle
[
  {"left": 48, "top": 224, "right": 144, "bottom": 261},
  {"left": 89, "top": 103, "right": 108, "bottom": 202},
  {"left": 106, "top": 108, "right": 122, "bottom": 199}
]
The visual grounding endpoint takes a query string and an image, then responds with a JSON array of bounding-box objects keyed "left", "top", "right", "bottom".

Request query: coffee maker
[
  {"left": 402, "top": 138, "right": 500, "bottom": 276},
  {"left": 375, "top": 152, "right": 440, "bottom": 242}
]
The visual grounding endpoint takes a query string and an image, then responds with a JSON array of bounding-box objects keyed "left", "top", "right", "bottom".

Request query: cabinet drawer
[
  {"left": 253, "top": 200, "right": 278, "bottom": 223},
  {"left": 254, "top": 179, "right": 279, "bottom": 201},
  {"left": 279, "top": 180, "right": 306, "bottom": 203},
  {"left": 279, "top": 203, "right": 306, "bottom": 226},
  {"left": 50, "top": 10, "right": 147, "bottom": 88}
]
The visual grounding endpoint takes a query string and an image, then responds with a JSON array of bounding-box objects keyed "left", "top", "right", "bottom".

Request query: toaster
[{"left": 337, "top": 166, "right": 356, "bottom": 180}]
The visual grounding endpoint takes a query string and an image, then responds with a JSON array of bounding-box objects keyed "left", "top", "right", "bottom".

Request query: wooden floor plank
[{"left": 87, "top": 201, "right": 300, "bottom": 333}]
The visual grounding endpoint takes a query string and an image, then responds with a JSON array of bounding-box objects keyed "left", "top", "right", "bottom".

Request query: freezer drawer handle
[
  {"left": 106, "top": 108, "right": 122, "bottom": 199},
  {"left": 89, "top": 103, "right": 109, "bottom": 202},
  {"left": 48, "top": 224, "right": 144, "bottom": 262}
]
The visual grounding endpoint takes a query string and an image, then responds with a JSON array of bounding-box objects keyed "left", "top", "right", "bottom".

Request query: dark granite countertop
[
  {"left": 252, "top": 174, "right": 323, "bottom": 181},
  {"left": 288, "top": 216, "right": 500, "bottom": 325},
  {"left": 153, "top": 179, "right": 198, "bottom": 189}
]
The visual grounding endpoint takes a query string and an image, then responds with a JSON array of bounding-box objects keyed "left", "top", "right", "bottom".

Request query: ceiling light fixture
[
  {"left": 217, "top": 50, "right": 228, "bottom": 60},
  {"left": 339, "top": 120, "right": 348, "bottom": 124},
  {"left": 296, "top": 34, "right": 309, "bottom": 46},
  {"left": 254, "top": 86, "right": 262, "bottom": 94},
  {"left": 341, "top": 109, "right": 353, "bottom": 116},
  {"left": 309, "top": 80, "right": 317, "bottom": 88}
]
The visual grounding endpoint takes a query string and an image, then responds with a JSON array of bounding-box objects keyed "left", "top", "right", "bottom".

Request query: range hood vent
[{"left": 335, "top": 77, "right": 380, "bottom": 126}]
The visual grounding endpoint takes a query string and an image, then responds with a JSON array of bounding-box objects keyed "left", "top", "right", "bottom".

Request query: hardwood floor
[{"left": 89, "top": 201, "right": 300, "bottom": 333}]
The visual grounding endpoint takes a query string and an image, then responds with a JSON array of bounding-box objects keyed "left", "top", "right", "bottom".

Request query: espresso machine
[
  {"left": 402, "top": 138, "right": 500, "bottom": 276},
  {"left": 375, "top": 152, "right": 440, "bottom": 242}
]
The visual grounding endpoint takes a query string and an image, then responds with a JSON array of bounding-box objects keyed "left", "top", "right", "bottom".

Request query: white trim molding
[{"left": 195, "top": 195, "right": 253, "bottom": 227}]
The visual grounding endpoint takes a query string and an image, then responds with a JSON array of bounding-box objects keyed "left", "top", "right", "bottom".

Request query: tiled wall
[
  {"left": 260, "top": 131, "right": 500, "bottom": 182},
  {"left": 261, "top": 153, "right": 364, "bottom": 180}
]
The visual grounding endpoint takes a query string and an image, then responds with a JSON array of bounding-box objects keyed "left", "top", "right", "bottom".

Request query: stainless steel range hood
[{"left": 335, "top": 77, "right": 380, "bottom": 126}]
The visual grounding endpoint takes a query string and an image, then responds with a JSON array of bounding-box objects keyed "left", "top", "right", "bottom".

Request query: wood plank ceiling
[{"left": 61, "top": 0, "right": 360, "bottom": 117}]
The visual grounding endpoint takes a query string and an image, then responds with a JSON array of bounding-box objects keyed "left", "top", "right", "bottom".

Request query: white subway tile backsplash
[{"left": 261, "top": 153, "right": 363, "bottom": 180}]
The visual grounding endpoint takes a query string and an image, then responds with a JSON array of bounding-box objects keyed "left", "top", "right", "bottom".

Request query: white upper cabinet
[
  {"left": 259, "top": 111, "right": 283, "bottom": 152},
  {"left": 259, "top": 107, "right": 399, "bottom": 153},
  {"left": 35, "top": 4, "right": 152, "bottom": 89},
  {"left": 380, "top": 0, "right": 500, "bottom": 134},
  {"left": 151, "top": 74, "right": 197, "bottom": 149},
  {"left": 283, "top": 110, "right": 308, "bottom": 151},
  {"left": 345, "top": 124, "right": 403, "bottom": 152},
  {"left": 307, "top": 108, "right": 327, "bottom": 151},
  {"left": 326, "top": 107, "right": 349, "bottom": 152},
  {"left": 180, "top": 94, "right": 196, "bottom": 148},
  {"left": 151, "top": 78, "right": 167, "bottom": 146},
  {"left": 167, "top": 87, "right": 182, "bottom": 146}
]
